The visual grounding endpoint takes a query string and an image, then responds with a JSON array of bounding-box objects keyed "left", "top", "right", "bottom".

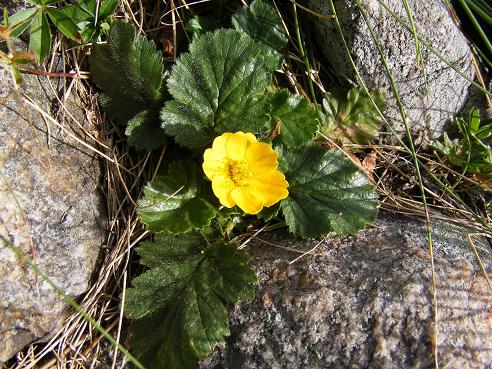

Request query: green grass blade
[
  {"left": 465, "top": 0, "right": 492, "bottom": 24},
  {"left": 401, "top": 0, "right": 422, "bottom": 68},
  {"left": 459, "top": 0, "right": 492, "bottom": 56},
  {"left": 291, "top": 2, "right": 318, "bottom": 113}
]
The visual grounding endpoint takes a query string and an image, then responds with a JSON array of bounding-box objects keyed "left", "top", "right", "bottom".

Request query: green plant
[
  {"left": 90, "top": 21, "right": 166, "bottom": 150},
  {"left": 89, "top": 1, "right": 379, "bottom": 368},
  {"left": 4, "top": 0, "right": 81, "bottom": 62},
  {"left": 2, "top": 0, "right": 118, "bottom": 62},
  {"left": 0, "top": 10, "right": 36, "bottom": 85},
  {"left": 59, "top": 0, "right": 118, "bottom": 43},
  {"left": 430, "top": 106, "right": 492, "bottom": 180},
  {"left": 450, "top": 0, "right": 492, "bottom": 68},
  {"left": 320, "top": 87, "right": 386, "bottom": 144}
]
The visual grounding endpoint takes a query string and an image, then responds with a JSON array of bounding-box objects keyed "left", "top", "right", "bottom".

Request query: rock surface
[
  {"left": 306, "top": 0, "right": 474, "bottom": 141},
  {"left": 201, "top": 214, "right": 492, "bottom": 369},
  {"left": 0, "top": 59, "right": 105, "bottom": 362}
]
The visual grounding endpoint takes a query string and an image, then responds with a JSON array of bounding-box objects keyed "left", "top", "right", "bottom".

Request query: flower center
[{"left": 227, "top": 160, "right": 250, "bottom": 186}]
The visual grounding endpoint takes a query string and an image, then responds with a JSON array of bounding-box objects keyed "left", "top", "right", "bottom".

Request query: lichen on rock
[{"left": 0, "top": 57, "right": 105, "bottom": 363}]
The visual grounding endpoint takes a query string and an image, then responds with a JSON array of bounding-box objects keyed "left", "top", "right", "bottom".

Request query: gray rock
[
  {"left": 306, "top": 0, "right": 474, "bottom": 141},
  {"left": 0, "top": 58, "right": 105, "bottom": 362},
  {"left": 200, "top": 214, "right": 492, "bottom": 368}
]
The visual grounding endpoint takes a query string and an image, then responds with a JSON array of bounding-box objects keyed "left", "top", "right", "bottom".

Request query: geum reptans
[
  {"left": 203, "top": 132, "right": 289, "bottom": 215},
  {"left": 88, "top": 1, "right": 380, "bottom": 368}
]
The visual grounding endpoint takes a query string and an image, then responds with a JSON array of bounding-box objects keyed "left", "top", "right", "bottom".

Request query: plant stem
[{"left": 292, "top": 1, "right": 318, "bottom": 113}]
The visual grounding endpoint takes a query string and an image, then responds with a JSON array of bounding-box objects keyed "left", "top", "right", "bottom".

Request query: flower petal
[
  {"left": 231, "top": 187, "right": 264, "bottom": 214},
  {"left": 245, "top": 141, "right": 279, "bottom": 172},
  {"left": 203, "top": 148, "right": 226, "bottom": 180},
  {"left": 211, "top": 132, "right": 234, "bottom": 156},
  {"left": 211, "top": 175, "right": 236, "bottom": 208},
  {"left": 249, "top": 171, "right": 289, "bottom": 207},
  {"left": 224, "top": 131, "right": 256, "bottom": 161}
]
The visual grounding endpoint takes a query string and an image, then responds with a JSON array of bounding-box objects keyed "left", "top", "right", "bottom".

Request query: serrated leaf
[
  {"left": 268, "top": 89, "right": 319, "bottom": 147},
  {"left": 8, "top": 8, "right": 37, "bottom": 38},
  {"left": 136, "top": 232, "right": 205, "bottom": 269},
  {"left": 29, "top": 11, "right": 51, "bottom": 62},
  {"left": 125, "top": 110, "right": 167, "bottom": 150},
  {"left": 46, "top": 8, "right": 81, "bottom": 42},
  {"left": 126, "top": 236, "right": 257, "bottom": 369},
  {"left": 131, "top": 305, "right": 197, "bottom": 369},
  {"left": 90, "top": 21, "right": 165, "bottom": 124},
  {"left": 232, "top": 0, "right": 288, "bottom": 51},
  {"left": 138, "top": 161, "right": 216, "bottom": 233},
  {"left": 161, "top": 28, "right": 282, "bottom": 148},
  {"left": 281, "top": 144, "right": 378, "bottom": 237},
  {"left": 258, "top": 202, "right": 280, "bottom": 221},
  {"left": 321, "top": 87, "right": 385, "bottom": 144}
]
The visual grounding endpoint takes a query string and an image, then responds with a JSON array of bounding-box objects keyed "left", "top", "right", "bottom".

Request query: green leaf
[
  {"left": 80, "top": 23, "right": 98, "bottom": 42},
  {"left": 268, "top": 89, "right": 319, "bottom": 147},
  {"left": 29, "top": 11, "right": 51, "bottom": 62},
  {"left": 12, "top": 51, "right": 36, "bottom": 65},
  {"left": 258, "top": 203, "right": 280, "bottom": 221},
  {"left": 469, "top": 106, "right": 480, "bottom": 133},
  {"left": 130, "top": 305, "right": 197, "bottom": 369},
  {"left": 137, "top": 161, "right": 216, "bottom": 233},
  {"left": 90, "top": 21, "right": 165, "bottom": 125},
  {"left": 160, "top": 28, "right": 282, "bottom": 148},
  {"left": 321, "top": 87, "right": 385, "bottom": 144},
  {"left": 476, "top": 123, "right": 492, "bottom": 139},
  {"left": 232, "top": 0, "right": 288, "bottom": 51},
  {"left": 185, "top": 15, "right": 219, "bottom": 39},
  {"left": 11, "top": 65, "right": 23, "bottom": 85},
  {"left": 430, "top": 132, "right": 458, "bottom": 159},
  {"left": 76, "top": 0, "right": 97, "bottom": 16},
  {"left": 126, "top": 235, "right": 257, "bottom": 369},
  {"left": 125, "top": 110, "right": 167, "bottom": 151},
  {"left": 99, "top": 0, "right": 118, "bottom": 20},
  {"left": 46, "top": 8, "right": 81, "bottom": 42},
  {"left": 59, "top": 4, "right": 92, "bottom": 25},
  {"left": 8, "top": 8, "right": 37, "bottom": 38},
  {"left": 136, "top": 232, "right": 205, "bottom": 269},
  {"left": 281, "top": 144, "right": 378, "bottom": 237}
]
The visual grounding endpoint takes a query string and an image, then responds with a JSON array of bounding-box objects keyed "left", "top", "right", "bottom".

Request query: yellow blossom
[{"left": 202, "top": 132, "right": 289, "bottom": 214}]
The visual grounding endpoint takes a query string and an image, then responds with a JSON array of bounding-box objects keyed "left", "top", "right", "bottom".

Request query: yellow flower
[{"left": 202, "top": 132, "right": 289, "bottom": 215}]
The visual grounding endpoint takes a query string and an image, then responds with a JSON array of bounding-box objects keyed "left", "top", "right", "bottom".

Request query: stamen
[{"left": 227, "top": 160, "right": 250, "bottom": 186}]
